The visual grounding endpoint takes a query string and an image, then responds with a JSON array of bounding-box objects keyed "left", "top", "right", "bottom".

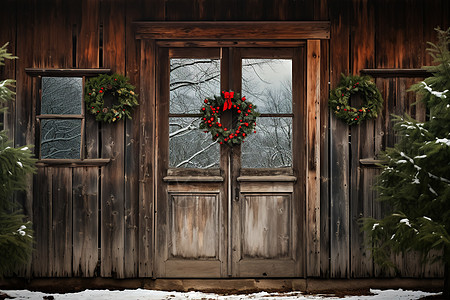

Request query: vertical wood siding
[{"left": 0, "top": 0, "right": 448, "bottom": 279}]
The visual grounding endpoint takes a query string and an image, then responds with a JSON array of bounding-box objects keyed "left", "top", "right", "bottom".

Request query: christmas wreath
[
  {"left": 199, "top": 91, "right": 259, "bottom": 146},
  {"left": 329, "top": 74, "right": 383, "bottom": 125},
  {"left": 85, "top": 74, "right": 139, "bottom": 123}
]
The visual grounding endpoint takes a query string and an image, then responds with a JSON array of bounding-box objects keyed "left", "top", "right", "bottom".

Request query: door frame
[{"left": 135, "top": 21, "right": 329, "bottom": 278}]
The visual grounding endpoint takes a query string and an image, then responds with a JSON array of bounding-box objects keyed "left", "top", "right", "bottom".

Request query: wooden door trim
[{"left": 135, "top": 21, "right": 330, "bottom": 40}]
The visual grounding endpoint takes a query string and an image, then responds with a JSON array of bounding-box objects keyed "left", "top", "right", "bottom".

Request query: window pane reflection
[
  {"left": 242, "top": 59, "right": 292, "bottom": 114},
  {"left": 170, "top": 58, "right": 221, "bottom": 114},
  {"left": 169, "top": 117, "right": 219, "bottom": 169},
  {"left": 242, "top": 117, "right": 292, "bottom": 168}
]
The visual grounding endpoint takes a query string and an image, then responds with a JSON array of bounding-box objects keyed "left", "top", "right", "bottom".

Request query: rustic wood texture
[
  {"left": 138, "top": 40, "right": 156, "bottom": 277},
  {"left": 135, "top": 21, "right": 330, "bottom": 40},
  {"left": 169, "top": 194, "right": 219, "bottom": 259},
  {"left": 3, "top": 0, "right": 449, "bottom": 280},
  {"left": 73, "top": 167, "right": 99, "bottom": 277},
  {"left": 329, "top": 0, "right": 350, "bottom": 278},
  {"left": 100, "top": 0, "right": 126, "bottom": 278},
  {"left": 306, "top": 40, "right": 321, "bottom": 277},
  {"left": 319, "top": 38, "right": 330, "bottom": 278},
  {"left": 349, "top": 0, "right": 376, "bottom": 278}
]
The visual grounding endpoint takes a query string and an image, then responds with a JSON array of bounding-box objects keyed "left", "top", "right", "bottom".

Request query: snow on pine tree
[
  {"left": 363, "top": 27, "right": 450, "bottom": 296},
  {"left": 0, "top": 43, "right": 35, "bottom": 277}
]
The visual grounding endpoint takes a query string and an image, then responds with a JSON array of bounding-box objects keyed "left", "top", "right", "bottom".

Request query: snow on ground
[{"left": 0, "top": 288, "right": 441, "bottom": 300}]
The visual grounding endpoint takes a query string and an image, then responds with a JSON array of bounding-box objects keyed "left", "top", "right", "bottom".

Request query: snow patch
[
  {"left": 422, "top": 81, "right": 448, "bottom": 98},
  {"left": 400, "top": 218, "right": 411, "bottom": 227},
  {"left": 396, "top": 160, "right": 407, "bottom": 164},
  {"left": 0, "top": 288, "right": 441, "bottom": 300},
  {"left": 16, "top": 161, "right": 23, "bottom": 168},
  {"left": 372, "top": 223, "right": 379, "bottom": 231},
  {"left": 20, "top": 146, "right": 29, "bottom": 151},
  {"left": 423, "top": 216, "right": 432, "bottom": 221},
  {"left": 414, "top": 155, "right": 427, "bottom": 159},
  {"left": 436, "top": 138, "right": 450, "bottom": 146}
]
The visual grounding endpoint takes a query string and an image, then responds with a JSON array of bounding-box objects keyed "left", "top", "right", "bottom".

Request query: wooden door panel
[
  {"left": 241, "top": 194, "right": 291, "bottom": 259},
  {"left": 232, "top": 182, "right": 301, "bottom": 277},
  {"left": 169, "top": 193, "right": 219, "bottom": 259}
]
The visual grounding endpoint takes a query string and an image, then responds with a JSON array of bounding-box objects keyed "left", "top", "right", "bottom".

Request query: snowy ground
[{"left": 0, "top": 288, "right": 442, "bottom": 300}]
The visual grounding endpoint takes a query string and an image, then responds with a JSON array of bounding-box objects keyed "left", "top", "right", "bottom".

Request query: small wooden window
[{"left": 25, "top": 68, "right": 112, "bottom": 166}]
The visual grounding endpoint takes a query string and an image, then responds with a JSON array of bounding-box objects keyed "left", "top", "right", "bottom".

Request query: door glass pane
[
  {"left": 169, "top": 58, "right": 221, "bottom": 168},
  {"left": 40, "top": 119, "right": 82, "bottom": 159},
  {"left": 242, "top": 117, "right": 292, "bottom": 168},
  {"left": 170, "top": 58, "right": 221, "bottom": 114},
  {"left": 41, "top": 77, "right": 82, "bottom": 115},
  {"left": 242, "top": 59, "right": 292, "bottom": 114},
  {"left": 169, "top": 117, "right": 219, "bottom": 169}
]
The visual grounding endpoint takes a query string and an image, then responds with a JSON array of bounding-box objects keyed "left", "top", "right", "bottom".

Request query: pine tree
[
  {"left": 363, "top": 28, "right": 450, "bottom": 297},
  {"left": 0, "top": 43, "right": 36, "bottom": 277}
]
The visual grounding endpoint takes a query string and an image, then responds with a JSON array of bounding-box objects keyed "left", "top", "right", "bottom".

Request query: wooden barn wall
[{"left": 0, "top": 0, "right": 448, "bottom": 279}]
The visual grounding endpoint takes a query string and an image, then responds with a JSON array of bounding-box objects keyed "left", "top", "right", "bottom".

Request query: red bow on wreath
[{"left": 222, "top": 91, "right": 234, "bottom": 111}]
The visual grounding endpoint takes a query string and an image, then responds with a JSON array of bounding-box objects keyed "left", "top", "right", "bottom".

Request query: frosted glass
[
  {"left": 40, "top": 119, "right": 82, "bottom": 159},
  {"left": 41, "top": 77, "right": 82, "bottom": 115}
]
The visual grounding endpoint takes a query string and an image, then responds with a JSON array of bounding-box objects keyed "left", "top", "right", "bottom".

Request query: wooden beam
[
  {"left": 25, "top": 68, "right": 111, "bottom": 77},
  {"left": 360, "top": 68, "right": 430, "bottom": 78},
  {"left": 36, "top": 158, "right": 111, "bottom": 167},
  {"left": 135, "top": 21, "right": 330, "bottom": 40}
]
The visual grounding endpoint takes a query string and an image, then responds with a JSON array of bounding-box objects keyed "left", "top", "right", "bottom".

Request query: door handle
[{"left": 234, "top": 186, "right": 240, "bottom": 201}]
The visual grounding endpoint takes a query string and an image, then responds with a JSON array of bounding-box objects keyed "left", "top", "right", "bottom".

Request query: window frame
[{"left": 25, "top": 68, "right": 112, "bottom": 167}]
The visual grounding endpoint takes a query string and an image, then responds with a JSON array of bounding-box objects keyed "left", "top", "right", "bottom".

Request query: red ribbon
[{"left": 223, "top": 91, "right": 234, "bottom": 111}]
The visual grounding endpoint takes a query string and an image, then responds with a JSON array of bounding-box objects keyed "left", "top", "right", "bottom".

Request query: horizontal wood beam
[
  {"left": 25, "top": 68, "right": 111, "bottom": 77},
  {"left": 36, "top": 158, "right": 111, "bottom": 167},
  {"left": 134, "top": 21, "right": 330, "bottom": 40},
  {"left": 237, "top": 175, "right": 297, "bottom": 182},
  {"left": 360, "top": 68, "right": 431, "bottom": 78},
  {"left": 359, "top": 158, "right": 387, "bottom": 167},
  {"left": 163, "top": 176, "right": 224, "bottom": 182}
]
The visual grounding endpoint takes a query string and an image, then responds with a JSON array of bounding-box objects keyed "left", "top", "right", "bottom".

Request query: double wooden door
[{"left": 155, "top": 44, "right": 306, "bottom": 278}]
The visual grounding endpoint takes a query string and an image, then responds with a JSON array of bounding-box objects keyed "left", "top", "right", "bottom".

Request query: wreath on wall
[
  {"left": 85, "top": 74, "right": 139, "bottom": 123},
  {"left": 199, "top": 91, "right": 259, "bottom": 146},
  {"left": 329, "top": 74, "right": 383, "bottom": 125}
]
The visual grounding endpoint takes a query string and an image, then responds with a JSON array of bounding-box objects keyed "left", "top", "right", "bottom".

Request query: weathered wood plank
[
  {"left": 73, "top": 167, "right": 99, "bottom": 277},
  {"left": 16, "top": 0, "right": 37, "bottom": 277},
  {"left": 155, "top": 46, "right": 171, "bottom": 277},
  {"left": 138, "top": 39, "right": 156, "bottom": 277},
  {"left": 292, "top": 45, "right": 306, "bottom": 277},
  {"left": 135, "top": 21, "right": 331, "bottom": 40},
  {"left": 319, "top": 39, "right": 330, "bottom": 278},
  {"left": 306, "top": 39, "right": 321, "bottom": 277},
  {"left": 329, "top": 0, "right": 350, "bottom": 278},
  {"left": 51, "top": 167, "right": 73, "bottom": 277},
  {"left": 165, "top": 0, "right": 215, "bottom": 21},
  {"left": 32, "top": 167, "right": 50, "bottom": 276},
  {"left": 100, "top": 0, "right": 126, "bottom": 278},
  {"left": 350, "top": 0, "right": 375, "bottom": 278}
]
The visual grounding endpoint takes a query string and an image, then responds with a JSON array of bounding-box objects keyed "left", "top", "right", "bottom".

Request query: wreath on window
[
  {"left": 199, "top": 91, "right": 259, "bottom": 146},
  {"left": 329, "top": 74, "right": 383, "bottom": 125},
  {"left": 85, "top": 74, "right": 139, "bottom": 123}
]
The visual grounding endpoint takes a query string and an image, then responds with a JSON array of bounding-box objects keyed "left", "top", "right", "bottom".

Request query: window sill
[
  {"left": 36, "top": 158, "right": 111, "bottom": 167},
  {"left": 237, "top": 175, "right": 297, "bottom": 182},
  {"left": 163, "top": 176, "right": 224, "bottom": 183}
]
